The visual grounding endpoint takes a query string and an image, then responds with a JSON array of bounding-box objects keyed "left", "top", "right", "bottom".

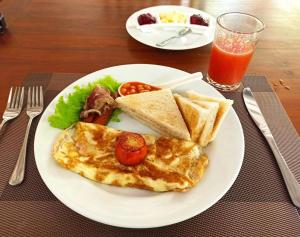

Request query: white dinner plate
[
  {"left": 126, "top": 5, "right": 216, "bottom": 50},
  {"left": 34, "top": 64, "right": 244, "bottom": 228}
]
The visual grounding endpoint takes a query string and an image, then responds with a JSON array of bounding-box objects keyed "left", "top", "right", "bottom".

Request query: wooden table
[{"left": 0, "top": 0, "right": 299, "bottom": 133}]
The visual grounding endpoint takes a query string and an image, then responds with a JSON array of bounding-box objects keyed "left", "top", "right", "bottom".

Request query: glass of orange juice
[{"left": 207, "top": 12, "right": 265, "bottom": 91}]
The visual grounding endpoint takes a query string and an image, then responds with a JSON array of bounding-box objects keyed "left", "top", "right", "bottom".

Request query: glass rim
[{"left": 217, "top": 12, "right": 265, "bottom": 34}]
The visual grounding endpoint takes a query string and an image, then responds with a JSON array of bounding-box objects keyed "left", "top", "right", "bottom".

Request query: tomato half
[{"left": 115, "top": 132, "right": 148, "bottom": 166}]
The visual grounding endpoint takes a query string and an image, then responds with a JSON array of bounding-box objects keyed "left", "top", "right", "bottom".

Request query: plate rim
[
  {"left": 34, "top": 64, "right": 245, "bottom": 228},
  {"left": 125, "top": 5, "right": 216, "bottom": 50}
]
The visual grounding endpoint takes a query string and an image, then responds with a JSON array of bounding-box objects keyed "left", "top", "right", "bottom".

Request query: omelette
[{"left": 52, "top": 122, "right": 208, "bottom": 192}]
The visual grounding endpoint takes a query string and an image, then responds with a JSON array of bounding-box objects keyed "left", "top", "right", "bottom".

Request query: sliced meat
[{"left": 80, "top": 86, "right": 117, "bottom": 125}]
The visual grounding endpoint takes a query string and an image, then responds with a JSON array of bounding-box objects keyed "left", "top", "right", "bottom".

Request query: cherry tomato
[{"left": 115, "top": 132, "right": 148, "bottom": 166}]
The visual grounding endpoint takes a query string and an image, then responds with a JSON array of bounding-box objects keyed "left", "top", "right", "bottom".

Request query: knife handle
[{"left": 265, "top": 134, "right": 300, "bottom": 207}]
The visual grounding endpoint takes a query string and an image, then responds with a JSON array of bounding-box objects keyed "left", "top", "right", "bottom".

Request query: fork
[
  {"left": 9, "top": 86, "right": 43, "bottom": 186},
  {"left": 0, "top": 87, "right": 25, "bottom": 132},
  {"left": 156, "top": 27, "right": 192, "bottom": 47}
]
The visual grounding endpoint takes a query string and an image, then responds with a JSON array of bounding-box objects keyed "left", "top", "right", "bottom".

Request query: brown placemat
[{"left": 0, "top": 73, "right": 299, "bottom": 236}]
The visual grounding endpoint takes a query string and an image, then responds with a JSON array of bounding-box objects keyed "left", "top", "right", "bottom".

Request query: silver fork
[
  {"left": 9, "top": 86, "right": 44, "bottom": 186},
  {"left": 156, "top": 27, "right": 192, "bottom": 47},
  {"left": 0, "top": 87, "right": 25, "bottom": 132}
]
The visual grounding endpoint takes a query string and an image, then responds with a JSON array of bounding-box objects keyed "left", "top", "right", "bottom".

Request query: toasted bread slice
[
  {"left": 192, "top": 100, "right": 219, "bottom": 147},
  {"left": 116, "top": 89, "right": 191, "bottom": 140},
  {"left": 186, "top": 91, "right": 233, "bottom": 142},
  {"left": 174, "top": 94, "right": 208, "bottom": 142}
]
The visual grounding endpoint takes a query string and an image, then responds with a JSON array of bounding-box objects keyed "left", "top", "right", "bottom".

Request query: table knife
[{"left": 243, "top": 87, "right": 300, "bottom": 208}]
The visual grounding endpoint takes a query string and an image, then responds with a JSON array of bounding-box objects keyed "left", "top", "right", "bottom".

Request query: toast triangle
[
  {"left": 174, "top": 94, "right": 208, "bottom": 142},
  {"left": 191, "top": 100, "right": 219, "bottom": 147},
  {"left": 186, "top": 91, "right": 233, "bottom": 142},
  {"left": 116, "top": 89, "right": 191, "bottom": 140}
]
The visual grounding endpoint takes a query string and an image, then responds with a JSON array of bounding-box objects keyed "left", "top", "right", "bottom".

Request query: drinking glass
[{"left": 207, "top": 12, "right": 265, "bottom": 91}]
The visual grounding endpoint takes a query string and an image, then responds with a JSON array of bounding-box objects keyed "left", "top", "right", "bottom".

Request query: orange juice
[{"left": 208, "top": 42, "right": 254, "bottom": 85}]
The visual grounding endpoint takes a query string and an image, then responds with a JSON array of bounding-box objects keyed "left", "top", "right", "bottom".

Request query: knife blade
[{"left": 243, "top": 87, "right": 300, "bottom": 208}]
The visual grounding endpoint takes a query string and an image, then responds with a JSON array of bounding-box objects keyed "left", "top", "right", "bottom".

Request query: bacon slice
[{"left": 80, "top": 86, "right": 117, "bottom": 125}]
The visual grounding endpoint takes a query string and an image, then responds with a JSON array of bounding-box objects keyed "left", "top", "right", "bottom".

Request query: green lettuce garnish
[
  {"left": 109, "top": 108, "right": 122, "bottom": 123},
  {"left": 48, "top": 75, "right": 121, "bottom": 129}
]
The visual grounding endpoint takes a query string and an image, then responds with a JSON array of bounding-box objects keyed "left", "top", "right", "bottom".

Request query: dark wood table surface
[{"left": 0, "top": 0, "right": 299, "bottom": 133}]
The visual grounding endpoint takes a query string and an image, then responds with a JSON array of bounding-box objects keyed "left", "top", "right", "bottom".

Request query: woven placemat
[{"left": 0, "top": 73, "right": 299, "bottom": 236}]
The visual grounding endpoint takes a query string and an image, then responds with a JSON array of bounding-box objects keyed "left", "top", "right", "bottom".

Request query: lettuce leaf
[
  {"left": 109, "top": 108, "right": 122, "bottom": 123},
  {"left": 48, "top": 75, "right": 121, "bottom": 129}
]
